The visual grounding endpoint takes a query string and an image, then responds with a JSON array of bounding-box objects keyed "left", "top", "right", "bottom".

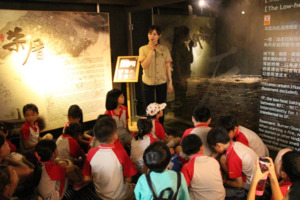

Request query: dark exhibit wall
[{"left": 258, "top": 0, "right": 300, "bottom": 151}]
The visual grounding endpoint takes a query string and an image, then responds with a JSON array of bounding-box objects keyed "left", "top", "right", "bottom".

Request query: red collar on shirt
[
  {"left": 111, "top": 105, "right": 124, "bottom": 118},
  {"left": 195, "top": 123, "right": 209, "bottom": 128},
  {"left": 225, "top": 141, "right": 234, "bottom": 156},
  {"left": 190, "top": 152, "right": 204, "bottom": 160},
  {"left": 280, "top": 181, "right": 293, "bottom": 186},
  {"left": 62, "top": 134, "right": 72, "bottom": 138},
  {"left": 234, "top": 126, "right": 240, "bottom": 137},
  {"left": 99, "top": 143, "right": 115, "bottom": 149},
  {"left": 25, "top": 121, "right": 38, "bottom": 131}
]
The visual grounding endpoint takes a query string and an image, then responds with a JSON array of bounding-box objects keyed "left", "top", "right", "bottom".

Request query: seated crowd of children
[{"left": 0, "top": 88, "right": 299, "bottom": 200}]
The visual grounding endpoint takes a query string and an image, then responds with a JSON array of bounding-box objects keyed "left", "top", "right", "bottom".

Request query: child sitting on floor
[
  {"left": 64, "top": 105, "right": 91, "bottom": 152},
  {"left": 105, "top": 89, "right": 131, "bottom": 147},
  {"left": 181, "top": 134, "right": 225, "bottom": 200},
  {"left": 216, "top": 115, "right": 269, "bottom": 157},
  {"left": 56, "top": 122, "right": 86, "bottom": 166},
  {"left": 131, "top": 117, "right": 157, "bottom": 174},
  {"left": 20, "top": 104, "right": 52, "bottom": 153},
  {"left": 0, "top": 122, "right": 16, "bottom": 153},
  {"left": 207, "top": 127, "right": 257, "bottom": 196},
  {"left": 146, "top": 102, "right": 180, "bottom": 148},
  {"left": 35, "top": 139, "right": 78, "bottom": 200},
  {"left": 134, "top": 142, "right": 190, "bottom": 200},
  {"left": 82, "top": 117, "right": 137, "bottom": 200}
]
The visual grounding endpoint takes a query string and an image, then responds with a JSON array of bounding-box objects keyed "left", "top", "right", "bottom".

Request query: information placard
[
  {"left": 113, "top": 56, "right": 140, "bottom": 83},
  {"left": 258, "top": 0, "right": 300, "bottom": 152}
]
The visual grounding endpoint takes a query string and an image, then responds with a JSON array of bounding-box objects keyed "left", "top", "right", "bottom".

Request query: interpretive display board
[
  {"left": 0, "top": 10, "right": 112, "bottom": 131},
  {"left": 113, "top": 56, "right": 139, "bottom": 82},
  {"left": 258, "top": 0, "right": 300, "bottom": 151}
]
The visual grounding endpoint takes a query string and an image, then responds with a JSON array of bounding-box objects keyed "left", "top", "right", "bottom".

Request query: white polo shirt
[
  {"left": 226, "top": 141, "right": 258, "bottom": 189},
  {"left": 38, "top": 161, "right": 68, "bottom": 200},
  {"left": 181, "top": 124, "right": 213, "bottom": 156},
  {"left": 181, "top": 153, "right": 225, "bottom": 200},
  {"left": 56, "top": 134, "right": 85, "bottom": 161},
  {"left": 235, "top": 126, "right": 269, "bottom": 157},
  {"left": 131, "top": 133, "right": 157, "bottom": 173},
  {"left": 82, "top": 143, "right": 137, "bottom": 200}
]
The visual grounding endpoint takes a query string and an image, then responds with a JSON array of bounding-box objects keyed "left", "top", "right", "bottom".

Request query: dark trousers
[{"left": 143, "top": 82, "right": 167, "bottom": 124}]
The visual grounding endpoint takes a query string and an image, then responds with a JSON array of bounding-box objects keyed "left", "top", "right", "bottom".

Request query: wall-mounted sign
[{"left": 113, "top": 56, "right": 140, "bottom": 83}]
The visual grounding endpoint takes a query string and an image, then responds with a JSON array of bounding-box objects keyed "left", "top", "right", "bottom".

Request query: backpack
[{"left": 145, "top": 171, "right": 181, "bottom": 200}]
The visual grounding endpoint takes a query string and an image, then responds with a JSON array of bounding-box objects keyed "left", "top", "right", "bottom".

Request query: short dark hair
[
  {"left": 289, "top": 181, "right": 300, "bottom": 200},
  {"left": 193, "top": 106, "right": 211, "bottom": 122},
  {"left": 68, "top": 105, "right": 83, "bottom": 122},
  {"left": 35, "top": 140, "right": 57, "bottom": 162},
  {"left": 207, "top": 127, "right": 230, "bottom": 146},
  {"left": 216, "top": 116, "right": 238, "bottom": 132},
  {"left": 0, "top": 135, "right": 5, "bottom": 149},
  {"left": 148, "top": 25, "right": 162, "bottom": 35},
  {"left": 65, "top": 122, "right": 82, "bottom": 138},
  {"left": 0, "top": 122, "right": 7, "bottom": 134},
  {"left": 23, "top": 103, "right": 39, "bottom": 116},
  {"left": 182, "top": 134, "right": 202, "bottom": 156},
  {"left": 93, "top": 117, "right": 117, "bottom": 143},
  {"left": 105, "top": 89, "right": 123, "bottom": 110},
  {"left": 143, "top": 142, "right": 171, "bottom": 172},
  {"left": 135, "top": 117, "right": 153, "bottom": 140},
  {"left": 282, "top": 151, "right": 300, "bottom": 182},
  {"left": 0, "top": 165, "right": 10, "bottom": 194}
]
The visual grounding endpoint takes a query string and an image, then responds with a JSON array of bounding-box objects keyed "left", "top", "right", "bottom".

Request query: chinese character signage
[
  {"left": 113, "top": 56, "right": 140, "bottom": 82},
  {"left": 0, "top": 10, "right": 112, "bottom": 130},
  {"left": 259, "top": 0, "right": 300, "bottom": 151}
]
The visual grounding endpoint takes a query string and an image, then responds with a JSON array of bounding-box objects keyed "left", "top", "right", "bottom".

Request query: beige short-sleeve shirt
[{"left": 139, "top": 44, "right": 172, "bottom": 85}]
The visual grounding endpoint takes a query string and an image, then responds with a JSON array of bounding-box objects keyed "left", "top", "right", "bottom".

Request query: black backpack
[{"left": 145, "top": 171, "right": 181, "bottom": 200}]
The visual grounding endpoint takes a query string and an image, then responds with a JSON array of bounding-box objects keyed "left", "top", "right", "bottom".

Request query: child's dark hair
[
  {"left": 0, "top": 165, "right": 11, "bottom": 194},
  {"left": 68, "top": 105, "right": 83, "bottom": 123},
  {"left": 97, "top": 114, "right": 110, "bottom": 121},
  {"left": 216, "top": 116, "right": 238, "bottom": 132},
  {"left": 105, "top": 89, "right": 123, "bottom": 110},
  {"left": 148, "top": 25, "right": 162, "bottom": 35},
  {"left": 35, "top": 140, "right": 56, "bottom": 162},
  {"left": 23, "top": 103, "right": 39, "bottom": 116},
  {"left": 193, "top": 106, "right": 211, "bottom": 122},
  {"left": 143, "top": 142, "right": 171, "bottom": 172},
  {"left": 135, "top": 117, "right": 153, "bottom": 140},
  {"left": 207, "top": 127, "right": 230, "bottom": 147},
  {"left": 0, "top": 135, "right": 5, "bottom": 148},
  {"left": 281, "top": 151, "right": 300, "bottom": 182},
  {"left": 289, "top": 181, "right": 300, "bottom": 200},
  {"left": 93, "top": 117, "right": 117, "bottom": 143},
  {"left": 0, "top": 122, "right": 7, "bottom": 134},
  {"left": 65, "top": 122, "right": 82, "bottom": 138},
  {"left": 182, "top": 134, "right": 202, "bottom": 156}
]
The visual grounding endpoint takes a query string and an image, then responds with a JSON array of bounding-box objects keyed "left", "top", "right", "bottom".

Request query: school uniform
[
  {"left": 105, "top": 105, "right": 131, "bottom": 144},
  {"left": 131, "top": 133, "right": 157, "bottom": 173},
  {"left": 6, "top": 139, "right": 16, "bottom": 152},
  {"left": 150, "top": 119, "right": 167, "bottom": 140},
  {"left": 82, "top": 143, "right": 137, "bottom": 200},
  {"left": 181, "top": 124, "right": 213, "bottom": 156},
  {"left": 235, "top": 126, "right": 269, "bottom": 157},
  {"left": 38, "top": 161, "right": 68, "bottom": 200},
  {"left": 181, "top": 153, "right": 225, "bottom": 200},
  {"left": 226, "top": 141, "right": 258, "bottom": 190},
  {"left": 20, "top": 121, "right": 40, "bottom": 152},
  {"left": 56, "top": 134, "right": 85, "bottom": 161}
]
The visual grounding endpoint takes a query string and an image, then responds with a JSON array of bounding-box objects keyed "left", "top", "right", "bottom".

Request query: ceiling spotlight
[
  {"left": 241, "top": 11, "right": 246, "bottom": 14},
  {"left": 199, "top": 0, "right": 205, "bottom": 7}
]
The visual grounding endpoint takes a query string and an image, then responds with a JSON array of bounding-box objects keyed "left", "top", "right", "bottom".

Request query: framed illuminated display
[{"left": 113, "top": 56, "right": 140, "bottom": 83}]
